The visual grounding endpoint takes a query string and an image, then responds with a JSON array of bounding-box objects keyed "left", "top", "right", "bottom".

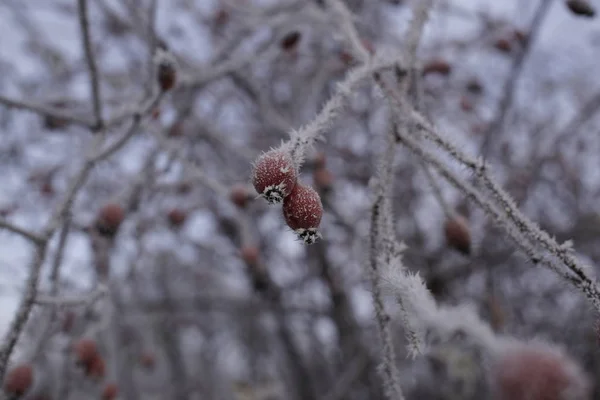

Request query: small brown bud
[
  {"left": 168, "top": 122, "right": 184, "bottom": 137},
  {"left": 494, "top": 38, "right": 512, "bottom": 53},
  {"left": 513, "top": 30, "right": 528, "bottom": 45},
  {"left": 423, "top": 59, "right": 452, "bottom": 76},
  {"left": 460, "top": 97, "right": 474, "bottom": 112},
  {"left": 466, "top": 79, "right": 483, "bottom": 95},
  {"left": 167, "top": 208, "right": 187, "bottom": 228},
  {"left": 62, "top": 310, "right": 75, "bottom": 333},
  {"left": 444, "top": 215, "right": 471, "bottom": 255},
  {"left": 280, "top": 31, "right": 301, "bottom": 51},
  {"left": 155, "top": 50, "right": 177, "bottom": 91},
  {"left": 40, "top": 181, "right": 54, "bottom": 197},
  {"left": 240, "top": 246, "right": 259, "bottom": 266},
  {"left": 43, "top": 101, "right": 68, "bottom": 130},
  {"left": 95, "top": 203, "right": 125, "bottom": 237},
  {"left": 361, "top": 39, "right": 375, "bottom": 54},
  {"left": 566, "top": 0, "right": 596, "bottom": 17},
  {"left": 338, "top": 50, "right": 354, "bottom": 66},
  {"left": 140, "top": 352, "right": 156, "bottom": 370},
  {"left": 177, "top": 182, "right": 192, "bottom": 194},
  {"left": 229, "top": 184, "right": 251, "bottom": 208},
  {"left": 4, "top": 364, "right": 33, "bottom": 396},
  {"left": 214, "top": 9, "right": 230, "bottom": 25}
]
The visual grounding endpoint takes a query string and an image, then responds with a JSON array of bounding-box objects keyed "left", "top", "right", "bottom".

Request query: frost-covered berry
[
  {"left": 4, "top": 364, "right": 33, "bottom": 397},
  {"left": 283, "top": 182, "right": 323, "bottom": 244},
  {"left": 251, "top": 148, "right": 297, "bottom": 204}
]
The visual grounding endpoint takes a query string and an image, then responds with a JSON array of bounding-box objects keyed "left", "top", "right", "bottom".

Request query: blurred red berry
[
  {"left": 283, "top": 182, "right": 323, "bottom": 244},
  {"left": 460, "top": 97, "right": 474, "bottom": 112},
  {"left": 73, "top": 339, "right": 99, "bottom": 367},
  {"left": 140, "top": 352, "right": 156, "bottom": 370},
  {"left": 492, "top": 343, "right": 590, "bottom": 400},
  {"left": 313, "top": 152, "right": 327, "bottom": 169},
  {"left": 96, "top": 203, "right": 125, "bottom": 237},
  {"left": 102, "top": 383, "right": 119, "bottom": 400},
  {"left": 313, "top": 168, "right": 334, "bottom": 192},
  {"left": 251, "top": 148, "right": 297, "bottom": 204},
  {"left": 87, "top": 355, "right": 105, "bottom": 379},
  {"left": 4, "top": 364, "right": 33, "bottom": 397},
  {"left": 167, "top": 208, "right": 187, "bottom": 228},
  {"left": 240, "top": 246, "right": 260, "bottom": 266},
  {"left": 444, "top": 214, "right": 471, "bottom": 255},
  {"left": 229, "top": 184, "right": 251, "bottom": 208}
]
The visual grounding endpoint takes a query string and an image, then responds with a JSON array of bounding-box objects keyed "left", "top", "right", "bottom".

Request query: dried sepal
[
  {"left": 283, "top": 182, "right": 323, "bottom": 244},
  {"left": 251, "top": 148, "right": 297, "bottom": 204}
]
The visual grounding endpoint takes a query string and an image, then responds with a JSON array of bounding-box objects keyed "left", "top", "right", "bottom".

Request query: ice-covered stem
[
  {"left": 368, "top": 199, "right": 406, "bottom": 400},
  {"left": 401, "top": 0, "right": 435, "bottom": 66},
  {"left": 375, "top": 65, "right": 600, "bottom": 313},
  {"left": 391, "top": 116, "right": 600, "bottom": 312},
  {"left": 325, "top": 0, "right": 371, "bottom": 63},
  {"left": 288, "top": 58, "right": 396, "bottom": 169},
  {"left": 0, "top": 78, "right": 165, "bottom": 385}
]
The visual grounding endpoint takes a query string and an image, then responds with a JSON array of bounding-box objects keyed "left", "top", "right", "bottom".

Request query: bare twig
[
  {"left": 0, "top": 95, "right": 93, "bottom": 128},
  {"left": 479, "top": 0, "right": 553, "bottom": 156},
  {"left": 0, "top": 220, "right": 45, "bottom": 245},
  {"left": 78, "top": 0, "right": 104, "bottom": 130}
]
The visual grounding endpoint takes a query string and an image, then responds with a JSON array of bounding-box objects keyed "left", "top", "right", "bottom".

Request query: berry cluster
[{"left": 251, "top": 147, "right": 323, "bottom": 244}]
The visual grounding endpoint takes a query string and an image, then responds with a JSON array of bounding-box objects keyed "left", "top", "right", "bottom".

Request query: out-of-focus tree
[{"left": 0, "top": 0, "right": 599, "bottom": 399}]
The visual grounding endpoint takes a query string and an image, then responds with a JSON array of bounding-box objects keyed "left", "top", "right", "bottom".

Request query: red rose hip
[
  {"left": 283, "top": 182, "right": 323, "bottom": 244},
  {"left": 251, "top": 148, "right": 297, "bottom": 204}
]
